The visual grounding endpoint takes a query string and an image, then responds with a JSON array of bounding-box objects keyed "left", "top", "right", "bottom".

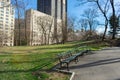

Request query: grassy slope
[{"left": 0, "top": 41, "right": 107, "bottom": 80}]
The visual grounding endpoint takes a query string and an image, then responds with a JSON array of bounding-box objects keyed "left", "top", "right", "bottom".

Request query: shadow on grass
[
  {"left": 70, "top": 57, "right": 120, "bottom": 69},
  {"left": 0, "top": 58, "right": 56, "bottom": 74},
  {"left": 0, "top": 68, "right": 48, "bottom": 74},
  {"left": 34, "top": 44, "right": 85, "bottom": 51},
  {"left": 0, "top": 52, "right": 13, "bottom": 54},
  {"left": 0, "top": 62, "right": 54, "bottom": 74},
  {"left": 0, "top": 58, "right": 54, "bottom": 64},
  {"left": 34, "top": 46, "right": 74, "bottom": 50}
]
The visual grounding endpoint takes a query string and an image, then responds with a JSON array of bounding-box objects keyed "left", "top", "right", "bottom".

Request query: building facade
[
  {"left": 37, "top": 0, "right": 52, "bottom": 15},
  {"left": 0, "top": 0, "right": 15, "bottom": 46},
  {"left": 37, "top": 0, "right": 67, "bottom": 43},
  {"left": 26, "top": 9, "right": 62, "bottom": 46},
  {"left": 25, "top": 0, "right": 67, "bottom": 46},
  {"left": 37, "top": 0, "right": 67, "bottom": 20}
]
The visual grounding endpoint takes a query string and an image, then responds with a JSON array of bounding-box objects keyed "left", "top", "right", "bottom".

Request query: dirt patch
[{"left": 33, "top": 71, "right": 70, "bottom": 80}]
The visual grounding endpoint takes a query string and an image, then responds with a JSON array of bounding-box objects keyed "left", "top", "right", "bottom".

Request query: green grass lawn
[{"left": 0, "top": 41, "right": 108, "bottom": 80}]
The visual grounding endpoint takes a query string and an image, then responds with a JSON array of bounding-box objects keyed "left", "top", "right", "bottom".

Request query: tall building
[
  {"left": 37, "top": 0, "right": 67, "bottom": 43},
  {"left": 25, "top": 0, "right": 67, "bottom": 46},
  {"left": 0, "top": 0, "right": 15, "bottom": 46},
  {"left": 37, "top": 0, "right": 67, "bottom": 20},
  {"left": 37, "top": 0, "right": 52, "bottom": 15}
]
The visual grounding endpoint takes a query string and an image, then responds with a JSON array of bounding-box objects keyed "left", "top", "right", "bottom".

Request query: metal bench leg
[
  {"left": 76, "top": 57, "right": 79, "bottom": 62},
  {"left": 60, "top": 62, "right": 62, "bottom": 69},
  {"left": 74, "top": 57, "right": 78, "bottom": 64},
  {"left": 66, "top": 63, "right": 69, "bottom": 71}
]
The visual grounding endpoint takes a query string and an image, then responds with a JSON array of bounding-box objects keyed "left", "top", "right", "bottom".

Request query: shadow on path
[
  {"left": 70, "top": 57, "right": 120, "bottom": 69},
  {"left": 114, "top": 79, "right": 120, "bottom": 80}
]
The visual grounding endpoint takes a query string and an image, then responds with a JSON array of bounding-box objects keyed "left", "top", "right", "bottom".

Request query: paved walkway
[{"left": 69, "top": 47, "right": 120, "bottom": 80}]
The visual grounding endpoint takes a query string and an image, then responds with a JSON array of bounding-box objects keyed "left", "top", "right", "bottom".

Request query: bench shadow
[
  {"left": 114, "top": 79, "right": 120, "bottom": 80},
  {"left": 70, "top": 57, "right": 120, "bottom": 69}
]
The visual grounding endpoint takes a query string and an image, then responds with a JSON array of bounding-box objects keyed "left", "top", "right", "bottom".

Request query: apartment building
[
  {"left": 0, "top": 0, "right": 15, "bottom": 46},
  {"left": 26, "top": 9, "right": 62, "bottom": 46},
  {"left": 37, "top": 0, "right": 67, "bottom": 43},
  {"left": 25, "top": 0, "right": 67, "bottom": 46}
]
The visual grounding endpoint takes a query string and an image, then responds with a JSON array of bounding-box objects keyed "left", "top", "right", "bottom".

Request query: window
[
  {"left": 11, "top": 8, "right": 14, "bottom": 15},
  {"left": 11, "top": 22, "right": 13, "bottom": 25},
  {"left": 1, "top": 14, "right": 4, "bottom": 16},
  {"left": 5, "top": 25, "right": 9, "bottom": 27},
  {"left": 5, "top": 28, "right": 8, "bottom": 30},
  {"left": 6, "top": 8, "right": 9, "bottom": 11},
  {"left": 6, "top": 18, "right": 9, "bottom": 20},
  {"left": 0, "top": 17, "right": 3, "bottom": 19},
  {"left": 6, "top": 15, "right": 9, "bottom": 17},
  {"left": 7, "top": 0, "right": 9, "bottom": 2},
  {"left": 6, "top": 11, "right": 9, "bottom": 14},
  {"left": 1, "top": 2, "right": 4, "bottom": 6},
  {"left": 0, "top": 24, "right": 3, "bottom": 28},
  {"left": 6, "top": 22, "right": 9, "bottom": 24},
  {"left": 0, "top": 8, "right": 3, "bottom": 10},
  {"left": 10, "top": 44, "right": 12, "bottom": 46},
  {"left": 1, "top": 10, "right": 4, "bottom": 13}
]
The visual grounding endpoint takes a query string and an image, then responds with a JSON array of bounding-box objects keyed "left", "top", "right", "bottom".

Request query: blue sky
[
  {"left": 68, "top": 0, "right": 89, "bottom": 18},
  {"left": 28, "top": 0, "right": 83, "bottom": 18},
  {"left": 27, "top": 0, "right": 120, "bottom": 33},
  {"left": 27, "top": 0, "right": 104, "bottom": 33},
  {"left": 68, "top": 0, "right": 81, "bottom": 17}
]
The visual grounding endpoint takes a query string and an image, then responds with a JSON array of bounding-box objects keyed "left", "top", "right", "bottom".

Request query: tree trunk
[
  {"left": 15, "top": 0, "right": 21, "bottom": 46},
  {"left": 102, "top": 20, "right": 108, "bottom": 41},
  {"left": 96, "top": 1, "right": 109, "bottom": 41},
  {"left": 54, "top": 18, "right": 59, "bottom": 43},
  {"left": 110, "top": 0, "right": 116, "bottom": 39}
]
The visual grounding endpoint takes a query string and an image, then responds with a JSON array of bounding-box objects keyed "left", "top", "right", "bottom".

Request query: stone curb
[{"left": 53, "top": 68, "right": 75, "bottom": 80}]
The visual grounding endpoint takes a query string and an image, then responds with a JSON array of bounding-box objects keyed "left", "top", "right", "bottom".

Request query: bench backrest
[
  {"left": 57, "top": 51, "right": 72, "bottom": 61},
  {"left": 57, "top": 46, "right": 90, "bottom": 61}
]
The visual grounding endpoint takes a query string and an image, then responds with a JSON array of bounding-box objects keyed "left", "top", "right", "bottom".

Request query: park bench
[{"left": 57, "top": 46, "right": 89, "bottom": 71}]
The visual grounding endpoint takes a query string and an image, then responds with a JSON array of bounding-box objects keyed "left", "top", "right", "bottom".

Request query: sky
[
  {"left": 25, "top": 0, "right": 120, "bottom": 34},
  {"left": 28, "top": 0, "right": 84, "bottom": 18},
  {"left": 28, "top": 0, "right": 91, "bottom": 30},
  {"left": 25, "top": 0, "right": 105, "bottom": 33}
]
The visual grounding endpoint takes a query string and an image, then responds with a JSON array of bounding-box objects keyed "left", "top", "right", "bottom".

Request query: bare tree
[
  {"left": 77, "top": 18, "right": 88, "bottom": 32},
  {"left": 37, "top": 16, "right": 53, "bottom": 45},
  {"left": 110, "top": 0, "right": 117, "bottom": 39},
  {"left": 0, "top": 31, "right": 4, "bottom": 47},
  {"left": 13, "top": 0, "right": 21, "bottom": 45},
  {"left": 67, "top": 16, "right": 76, "bottom": 41},
  {"left": 14, "top": 19, "right": 28, "bottom": 45},
  {"left": 0, "top": 30, "right": 14, "bottom": 46},
  {"left": 61, "top": 0, "right": 68, "bottom": 44},
  {"left": 12, "top": 0, "right": 30, "bottom": 46},
  {"left": 81, "top": 8, "right": 98, "bottom": 34},
  {"left": 21, "top": 0, "right": 30, "bottom": 44},
  {"left": 0, "top": 0, "right": 30, "bottom": 46},
  {"left": 77, "top": 0, "right": 110, "bottom": 41}
]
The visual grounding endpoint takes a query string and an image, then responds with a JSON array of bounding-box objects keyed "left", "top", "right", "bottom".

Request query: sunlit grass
[{"left": 0, "top": 41, "right": 108, "bottom": 80}]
